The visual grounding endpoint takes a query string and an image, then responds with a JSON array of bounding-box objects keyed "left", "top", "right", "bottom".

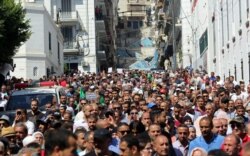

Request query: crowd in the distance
[{"left": 0, "top": 69, "right": 250, "bottom": 156}]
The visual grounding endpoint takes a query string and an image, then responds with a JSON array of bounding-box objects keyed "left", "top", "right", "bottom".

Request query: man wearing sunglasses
[{"left": 230, "top": 116, "right": 246, "bottom": 140}]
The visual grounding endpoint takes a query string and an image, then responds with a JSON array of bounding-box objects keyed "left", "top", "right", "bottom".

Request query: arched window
[{"left": 33, "top": 67, "right": 38, "bottom": 76}]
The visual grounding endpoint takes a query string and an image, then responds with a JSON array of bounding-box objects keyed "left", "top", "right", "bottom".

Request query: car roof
[{"left": 11, "top": 87, "right": 62, "bottom": 96}]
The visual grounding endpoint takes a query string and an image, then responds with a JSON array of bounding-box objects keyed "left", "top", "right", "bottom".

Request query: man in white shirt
[
  {"left": 12, "top": 109, "right": 35, "bottom": 135},
  {"left": 74, "top": 104, "right": 94, "bottom": 131},
  {"left": 231, "top": 85, "right": 248, "bottom": 102},
  {"left": 0, "top": 84, "right": 9, "bottom": 109}
]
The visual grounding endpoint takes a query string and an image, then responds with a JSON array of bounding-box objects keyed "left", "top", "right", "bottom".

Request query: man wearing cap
[
  {"left": 0, "top": 115, "right": 10, "bottom": 130},
  {"left": 230, "top": 116, "right": 246, "bottom": 140},
  {"left": 1, "top": 127, "right": 19, "bottom": 154}
]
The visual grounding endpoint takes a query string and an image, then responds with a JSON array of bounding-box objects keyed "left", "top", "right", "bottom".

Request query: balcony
[
  {"left": 126, "top": 5, "right": 147, "bottom": 17},
  {"left": 128, "top": 0, "right": 146, "bottom": 5},
  {"left": 63, "top": 41, "right": 79, "bottom": 53}
]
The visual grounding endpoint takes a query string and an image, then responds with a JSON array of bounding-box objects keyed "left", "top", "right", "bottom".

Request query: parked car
[{"left": 0, "top": 85, "right": 66, "bottom": 123}]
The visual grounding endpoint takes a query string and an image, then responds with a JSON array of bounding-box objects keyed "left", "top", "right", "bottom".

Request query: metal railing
[
  {"left": 60, "top": 11, "right": 78, "bottom": 21},
  {"left": 63, "top": 41, "right": 77, "bottom": 49},
  {"left": 128, "top": 0, "right": 146, "bottom": 4}
]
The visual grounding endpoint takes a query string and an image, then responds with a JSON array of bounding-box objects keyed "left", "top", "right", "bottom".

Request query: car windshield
[{"left": 6, "top": 93, "right": 55, "bottom": 111}]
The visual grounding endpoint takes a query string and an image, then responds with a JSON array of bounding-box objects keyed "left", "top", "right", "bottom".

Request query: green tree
[{"left": 0, "top": 0, "right": 31, "bottom": 63}]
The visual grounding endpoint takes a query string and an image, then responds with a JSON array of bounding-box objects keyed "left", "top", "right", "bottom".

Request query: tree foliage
[{"left": 0, "top": 0, "right": 31, "bottom": 63}]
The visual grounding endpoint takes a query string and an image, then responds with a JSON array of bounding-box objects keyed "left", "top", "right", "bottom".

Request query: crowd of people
[{"left": 0, "top": 69, "right": 250, "bottom": 156}]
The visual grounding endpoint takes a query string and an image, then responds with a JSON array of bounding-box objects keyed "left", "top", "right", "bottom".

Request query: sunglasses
[
  {"left": 119, "top": 130, "right": 130, "bottom": 135},
  {"left": 113, "top": 107, "right": 121, "bottom": 110},
  {"left": 231, "top": 123, "right": 242, "bottom": 129},
  {"left": 130, "top": 112, "right": 138, "bottom": 115}
]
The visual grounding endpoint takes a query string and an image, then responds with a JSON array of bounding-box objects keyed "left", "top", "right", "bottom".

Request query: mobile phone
[
  {"left": 17, "top": 111, "right": 21, "bottom": 115},
  {"left": 105, "top": 111, "right": 114, "bottom": 118}
]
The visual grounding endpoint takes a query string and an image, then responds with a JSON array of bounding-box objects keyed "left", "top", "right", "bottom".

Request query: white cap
[{"left": 23, "top": 136, "right": 36, "bottom": 147}]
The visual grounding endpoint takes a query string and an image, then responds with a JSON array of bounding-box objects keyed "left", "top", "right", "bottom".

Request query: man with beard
[
  {"left": 86, "top": 115, "right": 97, "bottom": 131},
  {"left": 27, "top": 99, "right": 44, "bottom": 124},
  {"left": 188, "top": 117, "right": 224, "bottom": 154},
  {"left": 173, "top": 124, "right": 189, "bottom": 156}
]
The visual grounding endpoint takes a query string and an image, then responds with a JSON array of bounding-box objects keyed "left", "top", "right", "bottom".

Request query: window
[
  {"left": 33, "top": 67, "right": 38, "bottom": 76},
  {"left": 51, "top": 66, "right": 54, "bottom": 74},
  {"left": 127, "top": 21, "right": 132, "bottom": 28},
  {"left": 133, "top": 21, "right": 139, "bottom": 29},
  {"left": 139, "top": 21, "right": 143, "bottom": 27},
  {"left": 57, "top": 42, "right": 60, "bottom": 64},
  {"left": 49, "top": 32, "right": 51, "bottom": 51},
  {"left": 61, "top": 26, "right": 73, "bottom": 49},
  {"left": 61, "top": 0, "right": 71, "bottom": 12}
]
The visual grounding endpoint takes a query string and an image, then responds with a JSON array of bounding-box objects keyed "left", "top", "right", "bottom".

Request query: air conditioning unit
[{"left": 81, "top": 62, "right": 89, "bottom": 67}]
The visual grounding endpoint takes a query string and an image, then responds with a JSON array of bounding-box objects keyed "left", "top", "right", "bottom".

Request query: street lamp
[{"left": 76, "top": 31, "right": 90, "bottom": 56}]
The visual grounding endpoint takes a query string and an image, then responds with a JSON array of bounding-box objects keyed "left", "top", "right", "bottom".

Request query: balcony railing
[
  {"left": 60, "top": 11, "right": 79, "bottom": 22},
  {"left": 128, "top": 0, "right": 146, "bottom": 5},
  {"left": 64, "top": 41, "right": 77, "bottom": 50},
  {"left": 126, "top": 5, "right": 147, "bottom": 16}
]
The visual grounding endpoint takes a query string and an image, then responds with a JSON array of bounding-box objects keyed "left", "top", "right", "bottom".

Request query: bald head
[{"left": 153, "top": 135, "right": 169, "bottom": 156}]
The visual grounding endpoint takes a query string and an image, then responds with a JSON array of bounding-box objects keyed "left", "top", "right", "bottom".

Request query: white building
[
  {"left": 180, "top": 0, "right": 193, "bottom": 68},
  {"left": 185, "top": 0, "right": 250, "bottom": 82},
  {"left": 51, "top": 0, "right": 97, "bottom": 73},
  {"left": 12, "top": 0, "right": 98, "bottom": 79},
  {"left": 11, "top": 1, "right": 64, "bottom": 80}
]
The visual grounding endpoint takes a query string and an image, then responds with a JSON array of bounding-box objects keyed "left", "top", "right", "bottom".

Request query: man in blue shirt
[{"left": 189, "top": 117, "right": 224, "bottom": 154}]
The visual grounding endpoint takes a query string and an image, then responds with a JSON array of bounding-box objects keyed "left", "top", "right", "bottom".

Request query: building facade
[
  {"left": 52, "top": 0, "right": 97, "bottom": 73},
  {"left": 116, "top": 0, "right": 158, "bottom": 69},
  {"left": 186, "top": 0, "right": 250, "bottom": 82},
  {"left": 11, "top": 1, "right": 64, "bottom": 79},
  {"left": 12, "top": 0, "right": 101, "bottom": 78}
]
